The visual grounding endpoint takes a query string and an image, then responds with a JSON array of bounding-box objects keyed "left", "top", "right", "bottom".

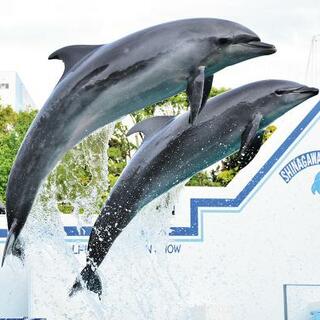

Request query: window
[{"left": 0, "top": 83, "right": 9, "bottom": 89}]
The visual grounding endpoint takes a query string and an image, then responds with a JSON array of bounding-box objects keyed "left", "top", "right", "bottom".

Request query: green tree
[
  {"left": 0, "top": 105, "right": 37, "bottom": 202},
  {"left": 107, "top": 122, "right": 137, "bottom": 190},
  {"left": 43, "top": 125, "right": 115, "bottom": 215}
]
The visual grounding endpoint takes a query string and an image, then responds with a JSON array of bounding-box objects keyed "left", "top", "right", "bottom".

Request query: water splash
[
  {"left": 22, "top": 124, "right": 115, "bottom": 319},
  {"left": 18, "top": 123, "right": 189, "bottom": 319},
  {"left": 96, "top": 186, "right": 187, "bottom": 319}
]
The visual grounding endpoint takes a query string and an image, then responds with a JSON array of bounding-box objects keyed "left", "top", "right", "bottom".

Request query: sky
[{"left": 0, "top": 0, "right": 319, "bottom": 107}]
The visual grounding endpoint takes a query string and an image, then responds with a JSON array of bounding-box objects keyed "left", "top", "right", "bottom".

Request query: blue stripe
[
  {"left": 63, "top": 226, "right": 92, "bottom": 236},
  {"left": 0, "top": 229, "right": 7, "bottom": 238},
  {"left": 170, "top": 100, "right": 320, "bottom": 237}
]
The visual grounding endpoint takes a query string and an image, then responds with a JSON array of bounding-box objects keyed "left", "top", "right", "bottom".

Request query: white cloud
[{"left": 0, "top": 0, "right": 319, "bottom": 106}]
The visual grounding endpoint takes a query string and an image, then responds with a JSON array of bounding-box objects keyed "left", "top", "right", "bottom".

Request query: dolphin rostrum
[
  {"left": 2, "top": 18, "right": 276, "bottom": 265},
  {"left": 70, "top": 80, "right": 318, "bottom": 297}
]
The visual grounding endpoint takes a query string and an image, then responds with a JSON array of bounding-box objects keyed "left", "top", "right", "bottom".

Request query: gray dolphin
[
  {"left": 2, "top": 18, "right": 276, "bottom": 265},
  {"left": 70, "top": 80, "right": 318, "bottom": 297}
]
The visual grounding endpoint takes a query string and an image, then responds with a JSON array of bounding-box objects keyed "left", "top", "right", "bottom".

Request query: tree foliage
[
  {"left": 45, "top": 125, "right": 113, "bottom": 216},
  {"left": 0, "top": 105, "right": 37, "bottom": 202}
]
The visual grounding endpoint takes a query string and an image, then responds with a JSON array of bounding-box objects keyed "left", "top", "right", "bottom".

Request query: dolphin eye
[{"left": 218, "top": 38, "right": 232, "bottom": 45}]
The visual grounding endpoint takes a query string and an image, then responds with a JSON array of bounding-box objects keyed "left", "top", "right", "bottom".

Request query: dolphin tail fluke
[
  {"left": 69, "top": 277, "right": 83, "bottom": 297},
  {"left": 1, "top": 219, "right": 24, "bottom": 267},
  {"left": 69, "top": 265, "right": 102, "bottom": 299},
  {"left": 1, "top": 224, "right": 17, "bottom": 267}
]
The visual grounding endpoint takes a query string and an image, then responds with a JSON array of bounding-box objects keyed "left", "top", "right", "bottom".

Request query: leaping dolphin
[
  {"left": 70, "top": 80, "right": 318, "bottom": 297},
  {"left": 2, "top": 18, "right": 276, "bottom": 265}
]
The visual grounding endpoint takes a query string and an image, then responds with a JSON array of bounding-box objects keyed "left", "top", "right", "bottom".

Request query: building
[{"left": 0, "top": 71, "right": 35, "bottom": 111}]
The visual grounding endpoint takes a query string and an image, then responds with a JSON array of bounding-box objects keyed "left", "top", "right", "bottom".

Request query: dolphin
[
  {"left": 2, "top": 18, "right": 276, "bottom": 265},
  {"left": 70, "top": 80, "right": 318, "bottom": 297}
]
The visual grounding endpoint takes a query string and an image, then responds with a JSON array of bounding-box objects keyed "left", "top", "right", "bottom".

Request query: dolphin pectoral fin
[
  {"left": 187, "top": 69, "right": 213, "bottom": 123},
  {"left": 200, "top": 75, "right": 214, "bottom": 110},
  {"left": 1, "top": 218, "right": 24, "bottom": 267},
  {"left": 127, "top": 116, "right": 175, "bottom": 141},
  {"left": 187, "top": 66, "right": 206, "bottom": 124},
  {"left": 237, "top": 132, "right": 264, "bottom": 169},
  {"left": 237, "top": 113, "right": 263, "bottom": 169},
  {"left": 49, "top": 44, "right": 103, "bottom": 82},
  {"left": 1, "top": 223, "right": 17, "bottom": 267}
]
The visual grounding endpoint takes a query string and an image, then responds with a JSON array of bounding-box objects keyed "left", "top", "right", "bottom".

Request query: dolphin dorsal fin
[
  {"left": 127, "top": 116, "right": 175, "bottom": 140},
  {"left": 48, "top": 44, "right": 102, "bottom": 82}
]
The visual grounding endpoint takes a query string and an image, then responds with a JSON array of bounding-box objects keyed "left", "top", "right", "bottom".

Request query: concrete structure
[{"left": 0, "top": 71, "right": 35, "bottom": 111}]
